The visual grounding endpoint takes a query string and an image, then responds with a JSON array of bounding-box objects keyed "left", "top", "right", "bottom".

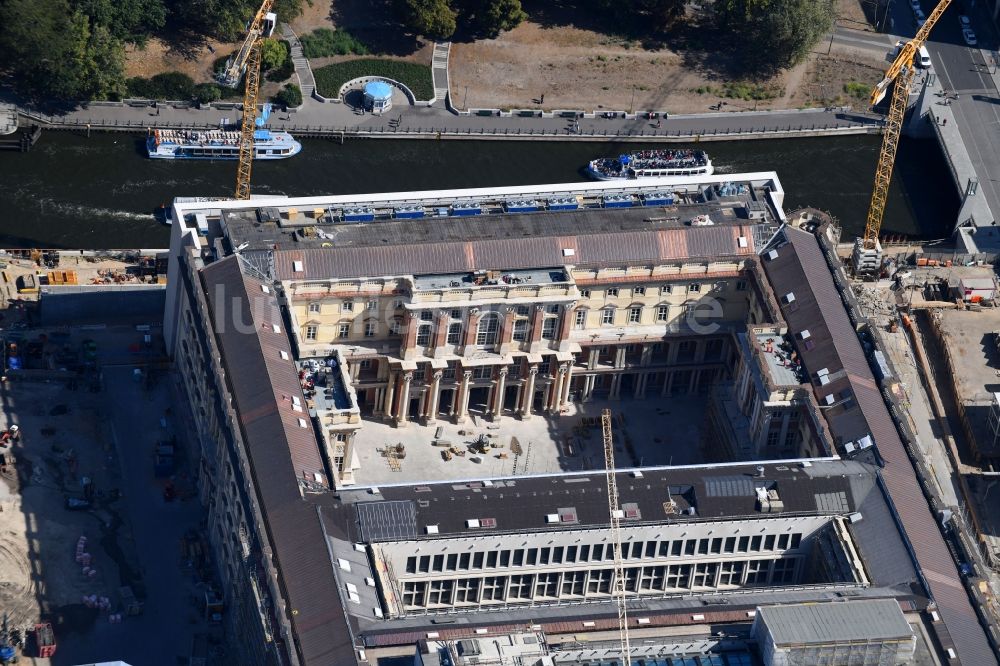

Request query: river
[{"left": 0, "top": 131, "right": 958, "bottom": 249}]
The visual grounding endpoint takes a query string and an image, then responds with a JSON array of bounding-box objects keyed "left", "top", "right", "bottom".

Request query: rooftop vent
[
  {"left": 784, "top": 292, "right": 796, "bottom": 303},
  {"left": 622, "top": 502, "right": 641, "bottom": 520},
  {"left": 824, "top": 394, "right": 837, "bottom": 405},
  {"left": 558, "top": 508, "right": 578, "bottom": 524},
  {"left": 466, "top": 519, "right": 480, "bottom": 529},
  {"left": 799, "top": 329, "right": 811, "bottom": 340},
  {"left": 426, "top": 524, "right": 439, "bottom": 534}
]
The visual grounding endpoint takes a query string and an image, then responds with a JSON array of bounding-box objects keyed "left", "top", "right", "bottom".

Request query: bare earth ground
[
  {"left": 125, "top": 38, "right": 228, "bottom": 81},
  {"left": 451, "top": 0, "right": 885, "bottom": 113}
]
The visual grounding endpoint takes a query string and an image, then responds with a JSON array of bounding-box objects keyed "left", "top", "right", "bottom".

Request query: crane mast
[
  {"left": 854, "top": 0, "right": 951, "bottom": 272},
  {"left": 226, "top": 0, "right": 276, "bottom": 200},
  {"left": 602, "top": 409, "right": 631, "bottom": 665}
]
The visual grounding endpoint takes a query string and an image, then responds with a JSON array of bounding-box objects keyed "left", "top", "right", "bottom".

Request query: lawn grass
[{"left": 313, "top": 59, "right": 435, "bottom": 100}]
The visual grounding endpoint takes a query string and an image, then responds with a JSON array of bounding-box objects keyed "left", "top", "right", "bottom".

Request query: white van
[{"left": 918, "top": 45, "right": 932, "bottom": 68}]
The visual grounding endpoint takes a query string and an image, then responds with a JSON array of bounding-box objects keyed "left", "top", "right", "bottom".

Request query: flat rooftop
[
  {"left": 755, "top": 333, "right": 805, "bottom": 387},
  {"left": 350, "top": 397, "right": 709, "bottom": 487},
  {"left": 412, "top": 267, "right": 569, "bottom": 291}
]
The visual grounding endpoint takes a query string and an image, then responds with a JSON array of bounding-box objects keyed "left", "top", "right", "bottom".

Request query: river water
[{"left": 0, "top": 131, "right": 957, "bottom": 249}]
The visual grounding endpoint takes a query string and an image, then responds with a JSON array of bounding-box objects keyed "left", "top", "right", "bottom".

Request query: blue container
[
  {"left": 342, "top": 207, "right": 375, "bottom": 222},
  {"left": 394, "top": 206, "right": 425, "bottom": 219},
  {"left": 603, "top": 195, "right": 633, "bottom": 208}
]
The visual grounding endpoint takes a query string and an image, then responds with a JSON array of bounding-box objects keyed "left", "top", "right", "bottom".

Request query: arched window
[
  {"left": 416, "top": 324, "right": 432, "bottom": 346},
  {"left": 476, "top": 313, "right": 500, "bottom": 345}
]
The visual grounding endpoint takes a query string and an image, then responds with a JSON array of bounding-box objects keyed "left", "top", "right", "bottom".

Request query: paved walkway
[
  {"left": 431, "top": 42, "right": 450, "bottom": 107},
  {"left": 281, "top": 24, "right": 316, "bottom": 99}
]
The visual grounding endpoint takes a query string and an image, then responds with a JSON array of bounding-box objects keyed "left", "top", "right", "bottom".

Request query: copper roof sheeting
[
  {"left": 201, "top": 257, "right": 357, "bottom": 665},
  {"left": 273, "top": 225, "right": 756, "bottom": 281},
  {"left": 763, "top": 227, "right": 997, "bottom": 666}
]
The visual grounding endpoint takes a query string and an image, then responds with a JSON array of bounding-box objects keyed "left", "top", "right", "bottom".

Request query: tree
[
  {"left": 73, "top": 0, "right": 166, "bottom": 42},
  {"left": 260, "top": 38, "right": 288, "bottom": 71},
  {"left": 273, "top": 83, "right": 303, "bottom": 108},
  {"left": 194, "top": 82, "right": 223, "bottom": 104},
  {"left": 714, "top": 0, "right": 834, "bottom": 73},
  {"left": 475, "top": 0, "right": 526, "bottom": 37},
  {"left": 403, "top": 0, "right": 457, "bottom": 39},
  {"left": 593, "top": 0, "right": 685, "bottom": 32},
  {"left": 0, "top": 0, "right": 126, "bottom": 101}
]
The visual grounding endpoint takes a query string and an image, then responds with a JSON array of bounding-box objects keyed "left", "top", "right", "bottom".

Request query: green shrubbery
[
  {"left": 843, "top": 81, "right": 869, "bottom": 99},
  {"left": 300, "top": 28, "right": 370, "bottom": 58},
  {"left": 126, "top": 71, "right": 195, "bottom": 100},
  {"left": 273, "top": 83, "right": 303, "bottom": 108},
  {"left": 313, "top": 59, "right": 434, "bottom": 100}
]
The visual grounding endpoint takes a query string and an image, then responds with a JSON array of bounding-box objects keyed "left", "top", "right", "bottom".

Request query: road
[{"left": 916, "top": 0, "right": 1000, "bottom": 225}]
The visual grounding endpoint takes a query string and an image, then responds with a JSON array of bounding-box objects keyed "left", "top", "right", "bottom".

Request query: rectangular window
[
  {"left": 671, "top": 541, "right": 682, "bottom": 556},
  {"left": 580, "top": 289, "right": 591, "bottom": 298},
  {"left": 342, "top": 301, "right": 354, "bottom": 312},
  {"left": 606, "top": 288, "right": 619, "bottom": 297},
  {"left": 446, "top": 553, "right": 458, "bottom": 570},
  {"left": 790, "top": 533, "right": 802, "bottom": 549},
  {"left": 526, "top": 548, "right": 538, "bottom": 566},
  {"left": 684, "top": 540, "right": 696, "bottom": 556},
  {"left": 308, "top": 302, "right": 321, "bottom": 313},
  {"left": 447, "top": 323, "right": 462, "bottom": 344},
  {"left": 736, "top": 280, "right": 748, "bottom": 291},
  {"left": 738, "top": 536, "right": 750, "bottom": 553},
  {"left": 692, "top": 562, "right": 718, "bottom": 588},
  {"left": 541, "top": 317, "right": 557, "bottom": 339},
  {"left": 724, "top": 537, "right": 737, "bottom": 554},
  {"left": 602, "top": 309, "right": 615, "bottom": 325},
  {"left": 512, "top": 549, "right": 523, "bottom": 566},
  {"left": 628, "top": 307, "right": 642, "bottom": 323},
  {"left": 418, "top": 556, "right": 430, "bottom": 573},
  {"left": 432, "top": 554, "right": 444, "bottom": 571},
  {"left": 500, "top": 550, "right": 511, "bottom": 566},
  {"left": 420, "top": 311, "right": 433, "bottom": 321},
  {"left": 364, "top": 321, "right": 376, "bottom": 337},
  {"left": 750, "top": 535, "right": 763, "bottom": 551},
  {"left": 367, "top": 300, "right": 377, "bottom": 312},
  {"left": 711, "top": 538, "right": 723, "bottom": 554},
  {"left": 633, "top": 286, "right": 646, "bottom": 296},
  {"left": 552, "top": 546, "right": 564, "bottom": 563},
  {"left": 697, "top": 539, "right": 710, "bottom": 555},
  {"left": 473, "top": 552, "right": 484, "bottom": 568},
  {"left": 718, "top": 560, "right": 744, "bottom": 586},
  {"left": 745, "top": 560, "right": 768, "bottom": 586},
  {"left": 688, "top": 283, "right": 701, "bottom": 293},
  {"left": 657, "top": 305, "right": 668, "bottom": 322},
  {"left": 516, "top": 305, "right": 530, "bottom": 316},
  {"left": 416, "top": 326, "right": 431, "bottom": 346},
  {"left": 575, "top": 310, "right": 587, "bottom": 329},
  {"left": 660, "top": 285, "right": 672, "bottom": 295},
  {"left": 771, "top": 558, "right": 797, "bottom": 584},
  {"left": 481, "top": 577, "right": 504, "bottom": 602},
  {"left": 405, "top": 556, "right": 416, "bottom": 574},
  {"left": 764, "top": 534, "right": 776, "bottom": 551},
  {"left": 538, "top": 548, "right": 550, "bottom": 565},
  {"left": 579, "top": 544, "right": 590, "bottom": 561},
  {"left": 658, "top": 541, "right": 671, "bottom": 557},
  {"left": 512, "top": 320, "right": 528, "bottom": 341},
  {"left": 393, "top": 299, "right": 403, "bottom": 310},
  {"left": 665, "top": 564, "right": 691, "bottom": 590},
  {"left": 487, "top": 551, "right": 498, "bottom": 568},
  {"left": 592, "top": 544, "right": 604, "bottom": 561},
  {"left": 338, "top": 324, "right": 350, "bottom": 339},
  {"left": 459, "top": 553, "right": 470, "bottom": 570},
  {"left": 305, "top": 325, "right": 317, "bottom": 341},
  {"left": 777, "top": 534, "right": 790, "bottom": 550},
  {"left": 566, "top": 546, "right": 577, "bottom": 563},
  {"left": 562, "top": 571, "right": 586, "bottom": 596},
  {"left": 645, "top": 541, "right": 657, "bottom": 558}
]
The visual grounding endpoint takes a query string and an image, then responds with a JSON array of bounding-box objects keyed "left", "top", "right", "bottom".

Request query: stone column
[
  {"left": 640, "top": 343, "right": 653, "bottom": 367},
  {"left": 432, "top": 311, "right": 449, "bottom": 356},
  {"left": 383, "top": 371, "right": 398, "bottom": 419},
  {"left": 455, "top": 370, "right": 473, "bottom": 424},
  {"left": 588, "top": 347, "right": 599, "bottom": 370},
  {"left": 583, "top": 374, "right": 596, "bottom": 401},
  {"left": 557, "top": 301, "right": 577, "bottom": 351},
  {"left": 493, "top": 367, "right": 508, "bottom": 419},
  {"left": 549, "top": 364, "right": 567, "bottom": 412},
  {"left": 560, "top": 363, "right": 573, "bottom": 407},
  {"left": 401, "top": 312, "right": 417, "bottom": 359},
  {"left": 498, "top": 307, "right": 516, "bottom": 353},
  {"left": 614, "top": 346, "right": 626, "bottom": 369},
  {"left": 528, "top": 305, "right": 545, "bottom": 352},
  {"left": 425, "top": 370, "right": 443, "bottom": 424},
  {"left": 520, "top": 365, "right": 538, "bottom": 419},
  {"left": 634, "top": 372, "right": 646, "bottom": 399},
  {"left": 462, "top": 308, "right": 481, "bottom": 353},
  {"left": 396, "top": 371, "right": 413, "bottom": 427}
]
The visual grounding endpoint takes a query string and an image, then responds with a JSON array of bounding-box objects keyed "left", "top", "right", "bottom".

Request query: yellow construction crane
[
  {"left": 855, "top": 0, "right": 951, "bottom": 271},
  {"left": 601, "top": 409, "right": 631, "bottom": 665},
  {"left": 219, "top": 0, "right": 277, "bottom": 200}
]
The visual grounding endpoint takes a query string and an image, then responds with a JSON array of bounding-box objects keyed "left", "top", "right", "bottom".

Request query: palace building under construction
[{"left": 163, "top": 176, "right": 994, "bottom": 666}]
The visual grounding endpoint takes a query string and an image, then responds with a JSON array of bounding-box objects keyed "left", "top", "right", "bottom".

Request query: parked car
[
  {"left": 959, "top": 14, "right": 971, "bottom": 27},
  {"left": 963, "top": 27, "right": 978, "bottom": 46}
]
